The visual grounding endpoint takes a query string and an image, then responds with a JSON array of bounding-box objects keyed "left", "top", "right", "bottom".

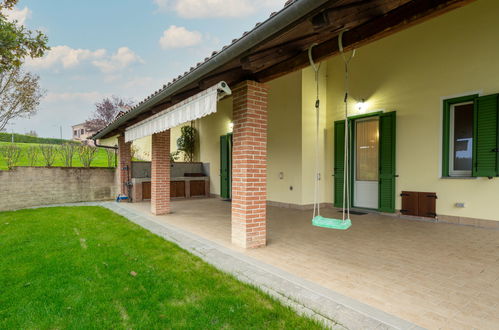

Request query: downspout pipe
[
  {"left": 93, "top": 138, "right": 117, "bottom": 150},
  {"left": 92, "top": 0, "right": 331, "bottom": 140}
]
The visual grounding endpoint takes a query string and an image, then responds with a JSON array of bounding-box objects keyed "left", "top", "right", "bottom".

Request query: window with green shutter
[
  {"left": 473, "top": 94, "right": 499, "bottom": 177},
  {"left": 443, "top": 93, "right": 499, "bottom": 178}
]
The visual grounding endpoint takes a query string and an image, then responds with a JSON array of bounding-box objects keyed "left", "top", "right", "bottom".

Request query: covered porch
[{"left": 123, "top": 198, "right": 499, "bottom": 330}]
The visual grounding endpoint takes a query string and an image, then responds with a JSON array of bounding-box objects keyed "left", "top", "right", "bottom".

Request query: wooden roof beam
[{"left": 255, "top": 0, "right": 476, "bottom": 82}]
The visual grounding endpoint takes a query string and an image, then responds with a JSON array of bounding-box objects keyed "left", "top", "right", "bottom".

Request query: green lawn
[
  {"left": 0, "top": 206, "right": 323, "bottom": 329},
  {"left": 0, "top": 142, "right": 114, "bottom": 170}
]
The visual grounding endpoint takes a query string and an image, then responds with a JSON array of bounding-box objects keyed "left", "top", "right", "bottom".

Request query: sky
[{"left": 4, "top": 0, "right": 286, "bottom": 139}]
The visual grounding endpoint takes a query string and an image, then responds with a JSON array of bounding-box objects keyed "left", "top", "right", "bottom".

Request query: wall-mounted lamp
[
  {"left": 228, "top": 121, "right": 234, "bottom": 132},
  {"left": 356, "top": 99, "right": 367, "bottom": 113}
]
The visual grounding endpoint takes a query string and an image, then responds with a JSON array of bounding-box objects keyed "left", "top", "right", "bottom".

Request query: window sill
[{"left": 440, "top": 176, "right": 478, "bottom": 180}]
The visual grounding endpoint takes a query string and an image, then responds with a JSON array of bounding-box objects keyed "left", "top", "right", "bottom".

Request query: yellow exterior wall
[
  {"left": 98, "top": 135, "right": 118, "bottom": 147},
  {"left": 324, "top": 0, "right": 499, "bottom": 221},
  {"left": 196, "top": 97, "right": 233, "bottom": 195},
  {"left": 301, "top": 65, "right": 328, "bottom": 206},
  {"left": 267, "top": 71, "right": 303, "bottom": 205}
]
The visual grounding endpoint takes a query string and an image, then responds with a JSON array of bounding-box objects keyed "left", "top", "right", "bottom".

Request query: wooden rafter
[{"left": 255, "top": 0, "right": 475, "bottom": 82}]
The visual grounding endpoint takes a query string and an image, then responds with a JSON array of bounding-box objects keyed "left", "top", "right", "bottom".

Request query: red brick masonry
[
  {"left": 231, "top": 80, "right": 268, "bottom": 248},
  {"left": 151, "top": 130, "right": 171, "bottom": 215},
  {"left": 117, "top": 135, "right": 132, "bottom": 196}
]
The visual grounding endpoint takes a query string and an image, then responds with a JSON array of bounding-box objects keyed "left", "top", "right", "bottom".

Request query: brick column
[
  {"left": 151, "top": 130, "right": 171, "bottom": 215},
  {"left": 231, "top": 80, "right": 268, "bottom": 249},
  {"left": 117, "top": 135, "right": 132, "bottom": 196}
]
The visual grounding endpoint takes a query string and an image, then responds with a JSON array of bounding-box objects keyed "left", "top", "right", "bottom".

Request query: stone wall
[{"left": 0, "top": 167, "right": 117, "bottom": 212}]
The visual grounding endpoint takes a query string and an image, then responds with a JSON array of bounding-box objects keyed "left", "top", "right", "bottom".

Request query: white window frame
[{"left": 449, "top": 101, "right": 474, "bottom": 177}]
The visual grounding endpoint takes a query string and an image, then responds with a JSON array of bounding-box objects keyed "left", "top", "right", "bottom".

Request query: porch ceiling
[{"left": 94, "top": 0, "right": 474, "bottom": 140}]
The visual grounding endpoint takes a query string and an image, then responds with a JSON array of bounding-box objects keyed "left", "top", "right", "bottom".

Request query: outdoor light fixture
[
  {"left": 228, "top": 121, "right": 234, "bottom": 132},
  {"left": 356, "top": 99, "right": 367, "bottom": 113}
]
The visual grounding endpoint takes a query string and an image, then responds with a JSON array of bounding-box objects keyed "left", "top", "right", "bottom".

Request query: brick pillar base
[
  {"left": 151, "top": 130, "right": 171, "bottom": 215},
  {"left": 117, "top": 135, "right": 132, "bottom": 196},
  {"left": 231, "top": 80, "right": 268, "bottom": 249}
]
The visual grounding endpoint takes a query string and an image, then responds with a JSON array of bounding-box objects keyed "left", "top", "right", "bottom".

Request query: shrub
[
  {"left": 130, "top": 144, "right": 139, "bottom": 160},
  {"left": 176, "top": 125, "right": 197, "bottom": 162},
  {"left": 105, "top": 149, "right": 116, "bottom": 167},
  {"left": 26, "top": 146, "right": 39, "bottom": 166},
  {"left": 39, "top": 145, "right": 57, "bottom": 167},
  {"left": 0, "top": 144, "right": 22, "bottom": 170},
  {"left": 170, "top": 150, "right": 180, "bottom": 163},
  {"left": 78, "top": 145, "right": 98, "bottom": 168},
  {"left": 60, "top": 143, "right": 77, "bottom": 167}
]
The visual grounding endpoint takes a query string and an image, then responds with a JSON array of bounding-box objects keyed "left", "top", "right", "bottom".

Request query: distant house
[{"left": 71, "top": 123, "right": 96, "bottom": 145}]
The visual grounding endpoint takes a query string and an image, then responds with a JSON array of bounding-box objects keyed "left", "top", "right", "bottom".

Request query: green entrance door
[
  {"left": 334, "top": 111, "right": 396, "bottom": 212},
  {"left": 220, "top": 133, "right": 233, "bottom": 199}
]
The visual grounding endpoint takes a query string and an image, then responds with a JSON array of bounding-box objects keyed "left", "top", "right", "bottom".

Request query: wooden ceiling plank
[{"left": 256, "top": 0, "right": 475, "bottom": 82}]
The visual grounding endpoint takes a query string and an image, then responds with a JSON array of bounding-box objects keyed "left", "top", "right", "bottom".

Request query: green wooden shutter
[
  {"left": 473, "top": 94, "right": 499, "bottom": 177},
  {"left": 220, "top": 135, "right": 230, "bottom": 199},
  {"left": 379, "top": 111, "right": 396, "bottom": 213},
  {"left": 333, "top": 120, "right": 345, "bottom": 208}
]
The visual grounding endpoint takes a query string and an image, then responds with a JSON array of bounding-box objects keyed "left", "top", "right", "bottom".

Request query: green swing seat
[{"left": 312, "top": 215, "right": 352, "bottom": 230}]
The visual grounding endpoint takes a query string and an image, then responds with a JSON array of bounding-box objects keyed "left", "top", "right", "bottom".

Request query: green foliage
[
  {"left": 176, "top": 125, "right": 197, "bottom": 162},
  {"left": 59, "top": 143, "right": 77, "bottom": 167},
  {"left": 130, "top": 144, "right": 138, "bottom": 160},
  {"left": 0, "top": 143, "right": 21, "bottom": 169},
  {"left": 0, "top": 132, "right": 76, "bottom": 145},
  {"left": 0, "top": 206, "right": 324, "bottom": 329},
  {"left": 0, "top": 0, "right": 49, "bottom": 72},
  {"left": 0, "top": 142, "right": 115, "bottom": 170},
  {"left": 105, "top": 149, "right": 116, "bottom": 167},
  {"left": 77, "top": 145, "right": 98, "bottom": 168},
  {"left": 39, "top": 145, "right": 56, "bottom": 167},
  {"left": 25, "top": 145, "right": 38, "bottom": 166},
  {"left": 170, "top": 150, "right": 180, "bottom": 163}
]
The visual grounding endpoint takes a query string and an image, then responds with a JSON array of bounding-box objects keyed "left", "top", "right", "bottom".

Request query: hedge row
[{"left": 0, "top": 133, "right": 78, "bottom": 145}]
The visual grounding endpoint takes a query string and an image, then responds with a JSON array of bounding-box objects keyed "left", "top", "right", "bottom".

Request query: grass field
[
  {"left": 0, "top": 142, "right": 115, "bottom": 170},
  {"left": 0, "top": 206, "right": 323, "bottom": 329}
]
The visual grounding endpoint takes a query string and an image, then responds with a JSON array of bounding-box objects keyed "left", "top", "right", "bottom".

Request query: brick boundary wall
[
  {"left": 0, "top": 167, "right": 117, "bottom": 212},
  {"left": 231, "top": 80, "right": 269, "bottom": 248},
  {"left": 151, "top": 130, "right": 171, "bottom": 215}
]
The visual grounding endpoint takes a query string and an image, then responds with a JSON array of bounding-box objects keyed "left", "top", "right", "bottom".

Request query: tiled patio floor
[{"left": 127, "top": 199, "right": 499, "bottom": 330}]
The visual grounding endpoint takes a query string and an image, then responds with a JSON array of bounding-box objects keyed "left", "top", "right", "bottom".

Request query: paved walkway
[{"left": 121, "top": 199, "right": 499, "bottom": 330}]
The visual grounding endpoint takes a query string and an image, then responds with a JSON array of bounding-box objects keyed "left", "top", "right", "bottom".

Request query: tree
[
  {"left": 0, "top": 67, "right": 44, "bottom": 132},
  {"left": 0, "top": 0, "right": 49, "bottom": 72},
  {"left": 25, "top": 129, "right": 37, "bottom": 137},
  {"left": 84, "top": 96, "right": 133, "bottom": 132}
]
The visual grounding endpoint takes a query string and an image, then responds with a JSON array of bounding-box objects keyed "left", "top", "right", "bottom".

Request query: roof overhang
[{"left": 93, "top": 0, "right": 475, "bottom": 140}]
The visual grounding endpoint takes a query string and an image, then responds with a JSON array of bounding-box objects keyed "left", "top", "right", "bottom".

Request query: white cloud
[
  {"left": 25, "top": 46, "right": 143, "bottom": 73},
  {"left": 44, "top": 92, "right": 105, "bottom": 103},
  {"left": 154, "top": 0, "right": 284, "bottom": 18},
  {"left": 159, "top": 25, "right": 202, "bottom": 49},
  {"left": 26, "top": 45, "right": 106, "bottom": 69},
  {"left": 92, "top": 47, "right": 144, "bottom": 73},
  {"left": 4, "top": 6, "right": 31, "bottom": 25}
]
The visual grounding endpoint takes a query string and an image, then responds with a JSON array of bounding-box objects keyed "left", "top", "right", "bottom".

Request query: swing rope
[
  {"left": 309, "top": 43, "right": 322, "bottom": 219},
  {"left": 339, "top": 30, "right": 355, "bottom": 222},
  {"left": 308, "top": 30, "right": 354, "bottom": 231}
]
